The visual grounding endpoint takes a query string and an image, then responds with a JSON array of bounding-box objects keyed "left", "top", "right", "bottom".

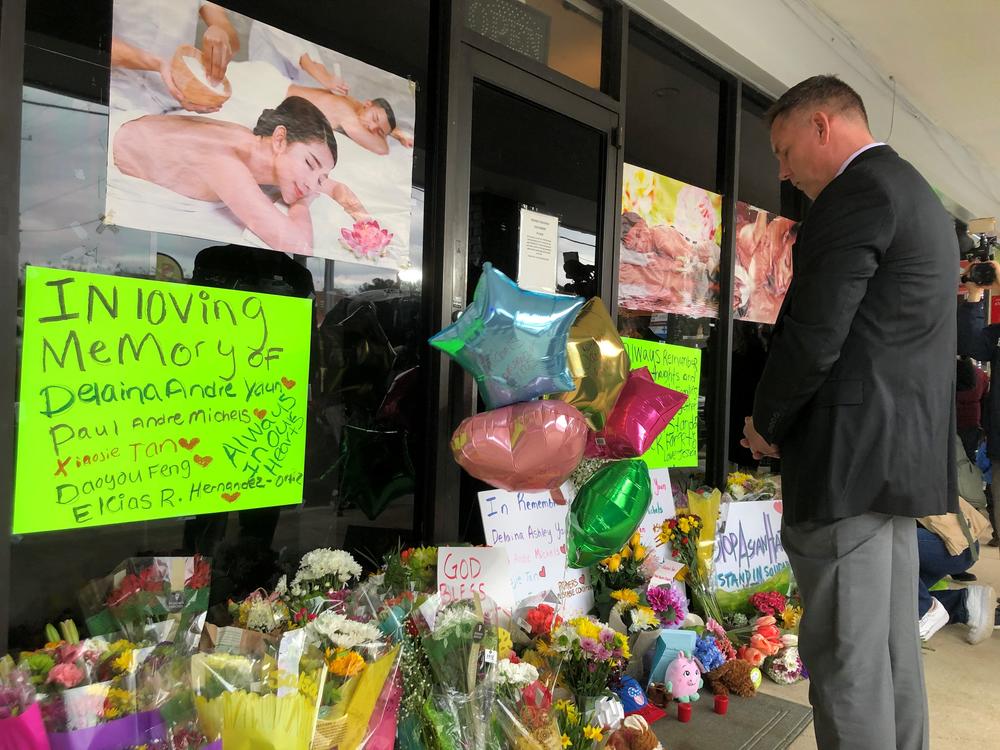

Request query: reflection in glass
[{"left": 464, "top": 0, "right": 604, "bottom": 90}]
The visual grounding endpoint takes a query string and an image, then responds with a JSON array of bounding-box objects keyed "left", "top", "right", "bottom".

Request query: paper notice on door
[{"left": 517, "top": 207, "right": 559, "bottom": 293}]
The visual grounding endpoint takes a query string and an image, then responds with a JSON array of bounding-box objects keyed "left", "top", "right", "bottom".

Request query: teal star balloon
[{"left": 429, "top": 263, "right": 585, "bottom": 409}]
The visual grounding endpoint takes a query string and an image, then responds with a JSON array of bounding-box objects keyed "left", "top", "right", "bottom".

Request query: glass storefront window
[
  {"left": 739, "top": 90, "right": 781, "bottom": 215},
  {"left": 9, "top": 0, "right": 431, "bottom": 650},
  {"left": 464, "top": 0, "right": 605, "bottom": 91}
]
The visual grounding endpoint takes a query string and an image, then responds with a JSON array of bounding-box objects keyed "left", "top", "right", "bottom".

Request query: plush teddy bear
[
  {"left": 606, "top": 715, "right": 664, "bottom": 750},
  {"left": 703, "top": 658, "right": 759, "bottom": 698}
]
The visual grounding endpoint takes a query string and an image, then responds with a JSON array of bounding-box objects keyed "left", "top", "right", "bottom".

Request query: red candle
[
  {"left": 677, "top": 702, "right": 692, "bottom": 722},
  {"left": 714, "top": 694, "right": 729, "bottom": 715}
]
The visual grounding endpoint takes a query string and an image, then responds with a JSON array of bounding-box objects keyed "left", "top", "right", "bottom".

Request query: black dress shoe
[{"left": 952, "top": 572, "right": 978, "bottom": 582}]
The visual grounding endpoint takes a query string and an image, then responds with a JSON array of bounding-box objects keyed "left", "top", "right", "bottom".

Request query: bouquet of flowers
[
  {"left": 494, "top": 660, "right": 562, "bottom": 750},
  {"left": 299, "top": 609, "right": 402, "bottom": 749},
  {"left": 656, "top": 513, "right": 723, "bottom": 625},
  {"left": 748, "top": 591, "right": 787, "bottom": 618},
  {"left": 191, "top": 626, "right": 326, "bottom": 750},
  {"left": 553, "top": 699, "right": 605, "bottom": 750},
  {"left": 228, "top": 590, "right": 292, "bottom": 636},
  {"left": 414, "top": 594, "right": 501, "bottom": 750},
  {"left": 510, "top": 593, "right": 562, "bottom": 647},
  {"left": 763, "top": 635, "right": 806, "bottom": 685},
  {"left": 79, "top": 556, "right": 211, "bottom": 643},
  {"left": 279, "top": 548, "right": 362, "bottom": 626},
  {"left": 381, "top": 546, "right": 438, "bottom": 596},
  {"left": 607, "top": 597, "right": 660, "bottom": 682},
  {"left": 550, "top": 617, "right": 629, "bottom": 705},
  {"left": 726, "top": 472, "right": 779, "bottom": 502},
  {"left": 591, "top": 533, "right": 657, "bottom": 620},
  {"left": 0, "top": 656, "right": 48, "bottom": 749},
  {"left": 646, "top": 584, "right": 687, "bottom": 629}
]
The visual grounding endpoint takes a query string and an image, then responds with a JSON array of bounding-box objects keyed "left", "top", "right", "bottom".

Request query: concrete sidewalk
[{"left": 762, "top": 544, "right": 1000, "bottom": 749}]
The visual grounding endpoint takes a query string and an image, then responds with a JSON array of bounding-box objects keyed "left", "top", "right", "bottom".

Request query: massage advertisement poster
[
  {"left": 618, "top": 164, "right": 723, "bottom": 318},
  {"left": 733, "top": 201, "right": 797, "bottom": 325},
  {"left": 13, "top": 267, "right": 312, "bottom": 534},
  {"left": 105, "top": 0, "right": 415, "bottom": 270}
]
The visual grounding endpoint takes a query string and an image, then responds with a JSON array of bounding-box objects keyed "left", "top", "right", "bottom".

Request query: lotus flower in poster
[{"left": 341, "top": 219, "right": 394, "bottom": 259}]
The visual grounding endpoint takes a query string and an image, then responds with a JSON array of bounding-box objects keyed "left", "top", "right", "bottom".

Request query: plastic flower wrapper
[
  {"left": 0, "top": 656, "right": 48, "bottom": 749},
  {"left": 510, "top": 592, "right": 563, "bottom": 647},
  {"left": 763, "top": 635, "right": 805, "bottom": 685},
  {"left": 228, "top": 590, "right": 292, "bottom": 636},
  {"left": 381, "top": 546, "right": 438, "bottom": 596},
  {"left": 191, "top": 624, "right": 326, "bottom": 750},
  {"left": 79, "top": 556, "right": 211, "bottom": 643},
  {"left": 494, "top": 661, "right": 563, "bottom": 750},
  {"left": 608, "top": 600, "right": 660, "bottom": 683},
  {"left": 280, "top": 548, "right": 362, "bottom": 626},
  {"left": 413, "top": 593, "right": 501, "bottom": 750},
  {"left": 656, "top": 512, "right": 723, "bottom": 625},
  {"left": 590, "top": 532, "right": 652, "bottom": 620},
  {"left": 685, "top": 490, "right": 720, "bottom": 581},
  {"left": 550, "top": 616, "right": 630, "bottom": 705},
  {"left": 726, "top": 472, "right": 778, "bottom": 503}
]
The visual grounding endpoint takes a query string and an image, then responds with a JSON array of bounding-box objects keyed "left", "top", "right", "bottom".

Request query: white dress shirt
[{"left": 836, "top": 142, "right": 886, "bottom": 177}]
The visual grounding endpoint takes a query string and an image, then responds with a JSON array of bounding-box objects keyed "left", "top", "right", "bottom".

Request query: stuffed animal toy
[
  {"left": 606, "top": 715, "right": 664, "bottom": 750},
  {"left": 704, "top": 658, "right": 759, "bottom": 698},
  {"left": 664, "top": 650, "right": 702, "bottom": 703}
]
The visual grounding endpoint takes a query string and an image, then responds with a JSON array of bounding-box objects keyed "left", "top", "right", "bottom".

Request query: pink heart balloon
[
  {"left": 585, "top": 367, "right": 688, "bottom": 459},
  {"left": 451, "top": 400, "right": 589, "bottom": 491}
]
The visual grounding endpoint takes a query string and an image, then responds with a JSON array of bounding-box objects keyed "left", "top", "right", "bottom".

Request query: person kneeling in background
[{"left": 917, "top": 495, "right": 996, "bottom": 644}]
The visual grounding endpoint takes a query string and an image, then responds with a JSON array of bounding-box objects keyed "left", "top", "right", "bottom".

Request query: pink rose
[{"left": 47, "top": 662, "right": 85, "bottom": 688}]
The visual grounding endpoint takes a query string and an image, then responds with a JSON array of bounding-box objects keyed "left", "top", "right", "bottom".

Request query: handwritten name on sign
[
  {"left": 436, "top": 547, "right": 515, "bottom": 615},
  {"left": 713, "top": 500, "right": 789, "bottom": 591},
  {"left": 13, "top": 267, "right": 312, "bottom": 534},
  {"left": 621, "top": 338, "right": 701, "bottom": 468}
]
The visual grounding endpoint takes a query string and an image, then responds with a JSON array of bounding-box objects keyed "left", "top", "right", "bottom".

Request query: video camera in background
[{"left": 960, "top": 217, "right": 999, "bottom": 287}]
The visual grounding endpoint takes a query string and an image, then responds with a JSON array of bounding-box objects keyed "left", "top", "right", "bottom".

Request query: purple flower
[
  {"left": 599, "top": 629, "right": 615, "bottom": 644},
  {"left": 579, "top": 637, "right": 600, "bottom": 655},
  {"left": 647, "top": 584, "right": 688, "bottom": 628},
  {"left": 595, "top": 646, "right": 612, "bottom": 661}
]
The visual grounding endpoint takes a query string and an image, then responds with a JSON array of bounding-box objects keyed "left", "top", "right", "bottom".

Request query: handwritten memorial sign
[
  {"left": 13, "top": 267, "right": 312, "bottom": 533},
  {"left": 436, "top": 547, "right": 516, "bottom": 617},
  {"left": 713, "top": 500, "right": 789, "bottom": 592},
  {"left": 478, "top": 467, "right": 675, "bottom": 616},
  {"left": 621, "top": 338, "right": 700, "bottom": 468}
]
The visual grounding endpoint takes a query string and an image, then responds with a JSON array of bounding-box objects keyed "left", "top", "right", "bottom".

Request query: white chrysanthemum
[
  {"left": 291, "top": 548, "right": 362, "bottom": 592},
  {"left": 274, "top": 575, "right": 288, "bottom": 596},
  {"left": 496, "top": 659, "right": 539, "bottom": 688},
  {"left": 306, "top": 611, "right": 381, "bottom": 650},
  {"left": 433, "top": 601, "right": 480, "bottom": 636}
]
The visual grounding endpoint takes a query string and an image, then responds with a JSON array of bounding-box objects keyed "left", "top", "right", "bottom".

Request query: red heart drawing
[
  {"left": 578, "top": 575, "right": 586, "bottom": 585},
  {"left": 281, "top": 377, "right": 296, "bottom": 390},
  {"left": 254, "top": 409, "right": 267, "bottom": 420},
  {"left": 221, "top": 492, "right": 240, "bottom": 503},
  {"left": 194, "top": 455, "right": 213, "bottom": 467},
  {"left": 559, "top": 544, "right": 567, "bottom": 554},
  {"left": 178, "top": 438, "right": 200, "bottom": 451},
  {"left": 773, "top": 500, "right": 783, "bottom": 514},
  {"left": 538, "top": 566, "right": 546, "bottom": 578}
]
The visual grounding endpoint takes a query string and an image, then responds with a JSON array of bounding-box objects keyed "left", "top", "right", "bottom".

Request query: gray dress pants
[{"left": 782, "top": 513, "right": 929, "bottom": 750}]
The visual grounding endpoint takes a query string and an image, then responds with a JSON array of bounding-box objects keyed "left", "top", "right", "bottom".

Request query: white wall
[{"left": 625, "top": 0, "right": 1000, "bottom": 220}]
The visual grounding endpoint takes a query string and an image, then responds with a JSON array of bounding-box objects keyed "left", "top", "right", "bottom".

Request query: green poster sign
[
  {"left": 13, "top": 266, "right": 312, "bottom": 534},
  {"left": 621, "top": 337, "right": 701, "bottom": 468}
]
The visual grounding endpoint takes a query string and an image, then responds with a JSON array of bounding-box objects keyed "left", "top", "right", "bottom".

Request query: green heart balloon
[{"left": 566, "top": 459, "right": 652, "bottom": 569}]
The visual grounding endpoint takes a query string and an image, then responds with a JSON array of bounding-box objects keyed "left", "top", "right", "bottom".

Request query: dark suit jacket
[{"left": 753, "top": 145, "right": 958, "bottom": 525}]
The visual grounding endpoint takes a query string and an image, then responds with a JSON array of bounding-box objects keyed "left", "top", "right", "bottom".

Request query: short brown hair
[{"left": 766, "top": 75, "right": 868, "bottom": 128}]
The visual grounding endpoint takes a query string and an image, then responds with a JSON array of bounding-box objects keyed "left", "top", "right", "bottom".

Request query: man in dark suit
[{"left": 742, "top": 76, "right": 958, "bottom": 750}]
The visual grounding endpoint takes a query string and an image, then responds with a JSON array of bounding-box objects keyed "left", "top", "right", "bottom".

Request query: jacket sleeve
[
  {"left": 752, "top": 172, "right": 893, "bottom": 445},
  {"left": 957, "top": 299, "right": 1000, "bottom": 362}
]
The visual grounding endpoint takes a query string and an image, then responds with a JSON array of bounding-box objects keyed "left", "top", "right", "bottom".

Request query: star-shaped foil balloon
[{"left": 429, "top": 263, "right": 585, "bottom": 409}]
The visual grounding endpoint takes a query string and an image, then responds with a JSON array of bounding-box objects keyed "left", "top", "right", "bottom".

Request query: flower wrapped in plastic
[
  {"left": 279, "top": 548, "right": 362, "bottom": 626},
  {"left": 553, "top": 699, "right": 606, "bottom": 750},
  {"left": 510, "top": 592, "right": 563, "bottom": 647},
  {"left": 191, "top": 624, "right": 325, "bottom": 750},
  {"left": 380, "top": 546, "right": 438, "bottom": 597},
  {"left": 656, "top": 512, "right": 723, "bottom": 625},
  {"left": 299, "top": 611, "right": 400, "bottom": 749},
  {"left": 494, "top": 660, "right": 562, "bottom": 750},
  {"left": 550, "top": 617, "right": 630, "bottom": 706},
  {"left": 413, "top": 593, "right": 501, "bottom": 750},
  {"left": 763, "top": 634, "right": 805, "bottom": 685},
  {"left": 79, "top": 556, "right": 211, "bottom": 643},
  {"left": 228, "top": 590, "right": 292, "bottom": 636},
  {"left": 608, "top": 600, "right": 660, "bottom": 682},
  {"left": 0, "top": 656, "right": 49, "bottom": 750},
  {"left": 645, "top": 585, "right": 687, "bottom": 629},
  {"left": 590, "top": 533, "right": 654, "bottom": 620}
]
